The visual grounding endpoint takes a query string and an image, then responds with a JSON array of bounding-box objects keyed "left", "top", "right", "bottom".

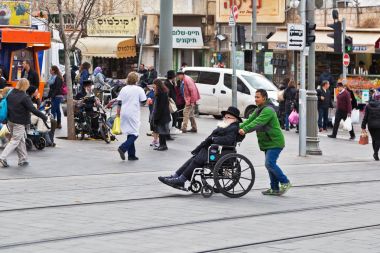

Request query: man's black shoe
[
  {"left": 161, "top": 177, "right": 185, "bottom": 189},
  {"left": 155, "top": 146, "right": 168, "bottom": 151},
  {"left": 327, "top": 135, "right": 336, "bottom": 138},
  {"left": 18, "top": 161, "right": 29, "bottom": 167},
  {"left": 118, "top": 148, "right": 126, "bottom": 160},
  {"left": 128, "top": 156, "right": 139, "bottom": 161},
  {"left": 167, "top": 136, "right": 175, "bottom": 141},
  {"left": 0, "top": 159, "right": 9, "bottom": 168},
  {"left": 349, "top": 135, "right": 356, "bottom": 140},
  {"left": 374, "top": 153, "right": 379, "bottom": 161}
]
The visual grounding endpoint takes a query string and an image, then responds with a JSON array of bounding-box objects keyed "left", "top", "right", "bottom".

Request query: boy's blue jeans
[
  {"left": 264, "top": 148, "right": 289, "bottom": 190},
  {"left": 119, "top": 135, "right": 138, "bottom": 158}
]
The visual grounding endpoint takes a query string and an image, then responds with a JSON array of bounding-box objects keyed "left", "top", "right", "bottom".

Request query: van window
[
  {"left": 184, "top": 71, "right": 200, "bottom": 82},
  {"left": 242, "top": 74, "right": 277, "bottom": 91},
  {"left": 224, "top": 74, "right": 250, "bottom": 95},
  {"left": 59, "top": 49, "right": 75, "bottom": 66},
  {"left": 198, "top": 71, "right": 220, "bottom": 85}
]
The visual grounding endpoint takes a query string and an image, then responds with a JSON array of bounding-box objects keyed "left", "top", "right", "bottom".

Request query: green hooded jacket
[{"left": 240, "top": 102, "right": 285, "bottom": 151}]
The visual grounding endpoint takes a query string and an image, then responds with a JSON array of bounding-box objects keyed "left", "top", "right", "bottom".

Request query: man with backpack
[{"left": 239, "top": 89, "right": 291, "bottom": 196}]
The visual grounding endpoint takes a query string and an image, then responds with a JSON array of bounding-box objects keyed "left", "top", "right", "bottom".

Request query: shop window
[
  {"left": 58, "top": 50, "right": 75, "bottom": 66},
  {"left": 11, "top": 49, "right": 34, "bottom": 81},
  {"left": 184, "top": 71, "right": 200, "bottom": 82},
  {"left": 224, "top": 74, "right": 250, "bottom": 95},
  {"left": 198, "top": 71, "right": 220, "bottom": 85}
]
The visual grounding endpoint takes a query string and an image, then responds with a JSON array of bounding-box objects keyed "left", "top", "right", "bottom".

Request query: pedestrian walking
[
  {"left": 47, "top": 65, "right": 64, "bottom": 129},
  {"left": 79, "top": 62, "right": 91, "bottom": 92},
  {"left": 328, "top": 83, "right": 355, "bottom": 140},
  {"left": 174, "top": 79, "right": 185, "bottom": 130},
  {"left": 177, "top": 71, "right": 200, "bottom": 133},
  {"left": 0, "top": 78, "right": 48, "bottom": 168},
  {"left": 239, "top": 89, "right": 291, "bottom": 196},
  {"left": 317, "top": 80, "right": 333, "bottom": 132},
  {"left": 361, "top": 92, "right": 380, "bottom": 161},
  {"left": 283, "top": 80, "right": 297, "bottom": 131},
  {"left": 152, "top": 79, "right": 171, "bottom": 151},
  {"left": 278, "top": 78, "right": 289, "bottom": 129},
  {"left": 164, "top": 70, "right": 177, "bottom": 129},
  {"left": 116, "top": 72, "right": 147, "bottom": 161}
]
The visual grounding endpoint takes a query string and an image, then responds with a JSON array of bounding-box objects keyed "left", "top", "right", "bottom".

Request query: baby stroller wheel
[
  {"left": 201, "top": 184, "right": 213, "bottom": 198},
  {"left": 35, "top": 137, "right": 46, "bottom": 150},
  {"left": 26, "top": 138, "right": 33, "bottom": 151},
  {"left": 189, "top": 180, "right": 202, "bottom": 193},
  {"left": 99, "top": 124, "right": 111, "bottom": 144}
]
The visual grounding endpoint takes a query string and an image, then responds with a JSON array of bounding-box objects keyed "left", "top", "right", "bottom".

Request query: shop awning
[
  {"left": 0, "top": 28, "right": 51, "bottom": 50},
  {"left": 77, "top": 37, "right": 136, "bottom": 58},
  {"left": 268, "top": 28, "right": 380, "bottom": 53}
]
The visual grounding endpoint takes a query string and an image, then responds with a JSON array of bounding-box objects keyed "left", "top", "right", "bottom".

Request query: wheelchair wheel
[
  {"left": 34, "top": 137, "right": 46, "bottom": 150},
  {"left": 213, "top": 153, "right": 255, "bottom": 198},
  {"left": 189, "top": 180, "right": 202, "bottom": 193},
  {"left": 201, "top": 184, "right": 213, "bottom": 198},
  {"left": 25, "top": 138, "right": 33, "bottom": 151}
]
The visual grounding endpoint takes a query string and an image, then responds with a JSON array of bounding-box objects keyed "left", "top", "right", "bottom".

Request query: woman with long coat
[
  {"left": 361, "top": 93, "right": 380, "bottom": 161},
  {"left": 152, "top": 79, "right": 171, "bottom": 151},
  {"left": 48, "top": 65, "right": 63, "bottom": 129},
  {"left": 283, "top": 80, "right": 297, "bottom": 131}
]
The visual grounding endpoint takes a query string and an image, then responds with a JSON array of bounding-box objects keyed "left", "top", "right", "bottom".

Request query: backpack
[{"left": 0, "top": 89, "right": 13, "bottom": 123}]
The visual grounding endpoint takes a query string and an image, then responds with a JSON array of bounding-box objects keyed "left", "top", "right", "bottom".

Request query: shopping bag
[
  {"left": 343, "top": 117, "right": 352, "bottom": 132},
  {"left": 0, "top": 124, "right": 10, "bottom": 138},
  {"left": 288, "top": 110, "right": 299, "bottom": 125},
  {"left": 112, "top": 116, "right": 122, "bottom": 135},
  {"left": 359, "top": 132, "right": 369, "bottom": 145},
  {"left": 351, "top": 109, "right": 360, "bottom": 124},
  {"left": 277, "top": 90, "right": 285, "bottom": 102}
]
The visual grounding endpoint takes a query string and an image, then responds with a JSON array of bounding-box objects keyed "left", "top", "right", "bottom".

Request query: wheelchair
[{"left": 187, "top": 136, "right": 255, "bottom": 198}]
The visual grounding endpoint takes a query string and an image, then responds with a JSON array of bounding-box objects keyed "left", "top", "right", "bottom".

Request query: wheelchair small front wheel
[
  {"left": 201, "top": 185, "right": 213, "bottom": 198},
  {"left": 189, "top": 180, "right": 202, "bottom": 193}
]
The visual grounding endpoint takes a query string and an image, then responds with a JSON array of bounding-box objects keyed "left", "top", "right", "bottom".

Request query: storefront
[{"left": 77, "top": 15, "right": 138, "bottom": 79}]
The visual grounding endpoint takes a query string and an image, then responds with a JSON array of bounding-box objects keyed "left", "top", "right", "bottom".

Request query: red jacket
[
  {"left": 336, "top": 89, "right": 352, "bottom": 113},
  {"left": 183, "top": 75, "right": 200, "bottom": 105}
]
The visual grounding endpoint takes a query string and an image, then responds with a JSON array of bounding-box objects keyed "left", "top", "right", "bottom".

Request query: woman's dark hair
[
  {"left": 153, "top": 79, "right": 168, "bottom": 96},
  {"left": 51, "top": 65, "right": 63, "bottom": 81},
  {"left": 288, "top": 79, "right": 296, "bottom": 88},
  {"left": 82, "top": 62, "right": 91, "bottom": 70},
  {"left": 256, "top": 89, "right": 268, "bottom": 99}
]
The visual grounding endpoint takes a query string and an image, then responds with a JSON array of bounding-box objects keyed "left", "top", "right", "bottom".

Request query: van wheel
[
  {"left": 213, "top": 115, "right": 223, "bottom": 120},
  {"left": 244, "top": 106, "right": 256, "bottom": 119}
]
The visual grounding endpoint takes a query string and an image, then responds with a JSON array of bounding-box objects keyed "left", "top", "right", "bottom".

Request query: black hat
[
  {"left": 167, "top": 70, "right": 176, "bottom": 79},
  {"left": 221, "top": 106, "right": 242, "bottom": 123}
]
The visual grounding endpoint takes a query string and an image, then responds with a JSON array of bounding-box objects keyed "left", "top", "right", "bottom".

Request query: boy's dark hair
[
  {"left": 256, "top": 89, "right": 268, "bottom": 99},
  {"left": 336, "top": 82, "right": 344, "bottom": 87}
]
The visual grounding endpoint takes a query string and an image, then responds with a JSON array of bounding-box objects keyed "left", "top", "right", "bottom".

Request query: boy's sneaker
[
  {"left": 279, "top": 182, "right": 292, "bottom": 195},
  {"left": 18, "top": 161, "right": 29, "bottom": 167},
  {"left": 261, "top": 189, "right": 281, "bottom": 196},
  {"left": 0, "top": 159, "right": 9, "bottom": 168}
]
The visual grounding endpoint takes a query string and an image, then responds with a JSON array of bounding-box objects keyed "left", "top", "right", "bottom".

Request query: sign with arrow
[{"left": 287, "top": 23, "right": 305, "bottom": 51}]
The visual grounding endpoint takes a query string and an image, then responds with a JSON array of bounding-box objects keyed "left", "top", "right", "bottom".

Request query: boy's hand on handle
[{"left": 239, "top": 129, "right": 246, "bottom": 136}]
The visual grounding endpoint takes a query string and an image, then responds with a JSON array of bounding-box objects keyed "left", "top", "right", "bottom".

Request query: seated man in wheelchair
[{"left": 158, "top": 106, "right": 242, "bottom": 190}]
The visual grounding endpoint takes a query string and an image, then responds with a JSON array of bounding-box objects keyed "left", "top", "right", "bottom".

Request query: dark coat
[
  {"left": 22, "top": 69, "right": 39, "bottom": 87},
  {"left": 336, "top": 89, "right": 352, "bottom": 113},
  {"left": 175, "top": 81, "right": 185, "bottom": 106},
  {"left": 146, "top": 69, "right": 157, "bottom": 85},
  {"left": 362, "top": 100, "right": 380, "bottom": 129},
  {"left": 190, "top": 122, "right": 239, "bottom": 164},
  {"left": 164, "top": 79, "right": 176, "bottom": 103},
  {"left": 347, "top": 88, "right": 358, "bottom": 109},
  {"left": 317, "top": 88, "right": 333, "bottom": 109},
  {"left": 6, "top": 89, "right": 47, "bottom": 125},
  {"left": 284, "top": 87, "right": 297, "bottom": 114},
  {"left": 153, "top": 91, "right": 171, "bottom": 125},
  {"left": 48, "top": 76, "right": 63, "bottom": 98}
]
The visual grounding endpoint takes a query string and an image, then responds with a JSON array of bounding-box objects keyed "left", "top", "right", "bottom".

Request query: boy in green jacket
[{"left": 239, "top": 89, "right": 291, "bottom": 196}]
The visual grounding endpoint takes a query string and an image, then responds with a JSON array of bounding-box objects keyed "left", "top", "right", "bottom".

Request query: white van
[{"left": 182, "top": 67, "right": 279, "bottom": 118}]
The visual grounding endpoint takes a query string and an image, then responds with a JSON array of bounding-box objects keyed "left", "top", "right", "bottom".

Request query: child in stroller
[{"left": 28, "top": 99, "right": 54, "bottom": 150}]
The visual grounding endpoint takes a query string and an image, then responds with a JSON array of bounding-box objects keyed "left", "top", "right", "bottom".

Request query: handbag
[
  {"left": 168, "top": 97, "right": 177, "bottom": 113},
  {"left": 112, "top": 116, "right": 122, "bottom": 135},
  {"left": 359, "top": 132, "right": 369, "bottom": 145},
  {"left": 288, "top": 109, "right": 299, "bottom": 125},
  {"left": 343, "top": 117, "right": 352, "bottom": 132},
  {"left": 351, "top": 109, "right": 360, "bottom": 124}
]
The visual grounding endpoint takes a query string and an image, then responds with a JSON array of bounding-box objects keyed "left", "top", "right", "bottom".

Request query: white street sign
[
  {"left": 228, "top": 11, "right": 235, "bottom": 26},
  {"left": 287, "top": 24, "right": 305, "bottom": 51}
]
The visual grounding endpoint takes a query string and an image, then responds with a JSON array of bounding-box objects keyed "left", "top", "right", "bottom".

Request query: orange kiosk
[{"left": 0, "top": 28, "right": 51, "bottom": 96}]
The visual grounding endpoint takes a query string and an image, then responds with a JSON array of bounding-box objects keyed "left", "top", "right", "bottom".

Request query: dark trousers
[
  {"left": 175, "top": 156, "right": 203, "bottom": 180},
  {"left": 369, "top": 128, "right": 380, "bottom": 154},
  {"left": 171, "top": 113, "right": 177, "bottom": 128},
  {"left": 318, "top": 107, "right": 329, "bottom": 130},
  {"left": 332, "top": 109, "right": 355, "bottom": 137},
  {"left": 51, "top": 97, "right": 62, "bottom": 124},
  {"left": 175, "top": 104, "right": 185, "bottom": 129},
  {"left": 159, "top": 134, "right": 167, "bottom": 147},
  {"left": 119, "top": 135, "right": 138, "bottom": 158}
]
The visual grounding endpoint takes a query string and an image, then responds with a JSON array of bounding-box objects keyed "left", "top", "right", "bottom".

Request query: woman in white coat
[{"left": 116, "top": 72, "right": 147, "bottom": 161}]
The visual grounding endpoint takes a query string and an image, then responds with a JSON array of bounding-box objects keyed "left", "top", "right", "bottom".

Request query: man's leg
[
  {"left": 181, "top": 105, "right": 191, "bottom": 132},
  {"left": 331, "top": 110, "right": 344, "bottom": 137},
  {"left": 322, "top": 108, "right": 329, "bottom": 130},
  {"left": 318, "top": 108, "right": 323, "bottom": 130},
  {"left": 340, "top": 112, "right": 355, "bottom": 138},
  {"left": 15, "top": 127, "right": 28, "bottom": 165},
  {"left": 285, "top": 113, "right": 290, "bottom": 130},
  {"left": 126, "top": 135, "right": 138, "bottom": 159},
  {"left": 119, "top": 134, "right": 136, "bottom": 153},
  {"left": 189, "top": 105, "right": 197, "bottom": 132},
  {"left": 265, "top": 148, "right": 290, "bottom": 185},
  {"left": 175, "top": 157, "right": 195, "bottom": 177}
]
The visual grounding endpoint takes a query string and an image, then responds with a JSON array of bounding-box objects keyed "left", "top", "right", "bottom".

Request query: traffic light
[
  {"left": 345, "top": 36, "right": 353, "bottom": 53},
  {"left": 305, "top": 21, "right": 316, "bottom": 46},
  {"left": 327, "top": 21, "right": 342, "bottom": 53},
  {"left": 237, "top": 25, "right": 246, "bottom": 47}
]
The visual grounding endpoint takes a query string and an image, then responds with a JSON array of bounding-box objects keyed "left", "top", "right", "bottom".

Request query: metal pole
[
  {"left": 159, "top": 0, "right": 173, "bottom": 76},
  {"left": 342, "top": 17, "right": 347, "bottom": 80},
  {"left": 232, "top": 24, "right": 238, "bottom": 107},
  {"left": 299, "top": 0, "right": 306, "bottom": 157},
  {"left": 306, "top": 0, "right": 322, "bottom": 155},
  {"left": 251, "top": 0, "right": 257, "bottom": 72},
  {"left": 138, "top": 17, "right": 147, "bottom": 69}
]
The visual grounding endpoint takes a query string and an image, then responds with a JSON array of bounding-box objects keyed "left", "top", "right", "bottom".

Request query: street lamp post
[
  {"left": 159, "top": 0, "right": 173, "bottom": 76},
  {"left": 251, "top": 0, "right": 257, "bottom": 72}
]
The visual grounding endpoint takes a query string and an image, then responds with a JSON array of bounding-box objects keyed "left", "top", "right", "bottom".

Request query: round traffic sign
[
  {"left": 233, "top": 5, "right": 238, "bottom": 22},
  {"left": 343, "top": 53, "right": 350, "bottom": 67}
]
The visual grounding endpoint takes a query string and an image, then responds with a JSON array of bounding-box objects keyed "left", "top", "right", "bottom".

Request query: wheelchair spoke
[
  {"left": 240, "top": 167, "right": 251, "bottom": 173},
  {"left": 238, "top": 181, "right": 246, "bottom": 192},
  {"left": 239, "top": 176, "right": 252, "bottom": 181}
]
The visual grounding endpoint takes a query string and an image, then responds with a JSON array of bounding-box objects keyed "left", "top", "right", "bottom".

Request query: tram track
[
  {"left": 0, "top": 178, "right": 379, "bottom": 213},
  {"left": 0, "top": 199, "right": 380, "bottom": 250}
]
